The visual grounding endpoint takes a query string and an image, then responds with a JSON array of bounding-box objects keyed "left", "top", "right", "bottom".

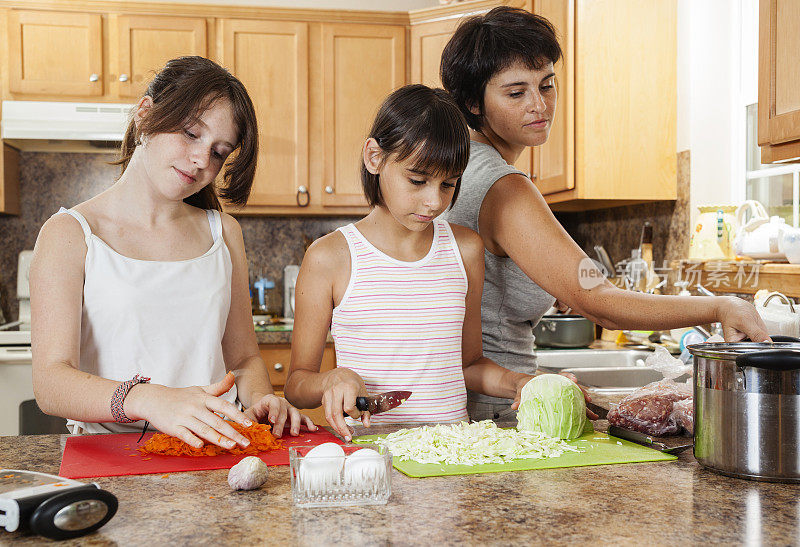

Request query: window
[{"left": 745, "top": 103, "right": 800, "bottom": 227}]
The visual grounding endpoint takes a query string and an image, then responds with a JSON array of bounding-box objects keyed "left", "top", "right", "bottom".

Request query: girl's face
[
  {"left": 364, "top": 139, "right": 460, "bottom": 232},
  {"left": 136, "top": 96, "right": 238, "bottom": 202},
  {"left": 476, "top": 60, "right": 557, "bottom": 148}
]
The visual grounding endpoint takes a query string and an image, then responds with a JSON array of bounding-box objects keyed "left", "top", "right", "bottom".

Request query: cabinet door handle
[
  {"left": 531, "top": 173, "right": 538, "bottom": 181},
  {"left": 296, "top": 186, "right": 310, "bottom": 207},
  {"left": 89, "top": 74, "right": 100, "bottom": 82},
  {"left": 273, "top": 363, "right": 284, "bottom": 372},
  {"left": 119, "top": 74, "right": 129, "bottom": 82},
  {"left": 325, "top": 186, "right": 334, "bottom": 194}
]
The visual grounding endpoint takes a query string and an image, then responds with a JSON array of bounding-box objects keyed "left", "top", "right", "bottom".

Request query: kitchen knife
[
  {"left": 343, "top": 391, "right": 412, "bottom": 417},
  {"left": 586, "top": 401, "right": 609, "bottom": 420},
  {"left": 608, "top": 425, "right": 693, "bottom": 454}
]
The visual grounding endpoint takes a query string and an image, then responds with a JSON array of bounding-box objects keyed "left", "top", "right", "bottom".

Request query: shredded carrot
[
  {"left": 138, "top": 422, "right": 282, "bottom": 457},
  {"left": 2, "top": 474, "right": 14, "bottom": 479},
  {"left": 161, "top": 474, "right": 170, "bottom": 478}
]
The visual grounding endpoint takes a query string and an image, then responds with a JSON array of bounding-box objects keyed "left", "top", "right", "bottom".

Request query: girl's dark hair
[
  {"left": 440, "top": 6, "right": 562, "bottom": 131},
  {"left": 112, "top": 56, "right": 258, "bottom": 210},
  {"left": 361, "top": 84, "right": 470, "bottom": 208}
]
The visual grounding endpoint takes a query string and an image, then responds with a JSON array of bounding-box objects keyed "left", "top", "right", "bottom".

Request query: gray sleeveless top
[{"left": 446, "top": 141, "right": 556, "bottom": 405}]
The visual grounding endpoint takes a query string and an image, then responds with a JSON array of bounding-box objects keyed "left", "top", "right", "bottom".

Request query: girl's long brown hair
[{"left": 112, "top": 56, "right": 258, "bottom": 210}]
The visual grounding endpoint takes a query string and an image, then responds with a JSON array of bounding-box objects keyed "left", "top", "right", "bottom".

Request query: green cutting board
[{"left": 353, "top": 431, "right": 676, "bottom": 478}]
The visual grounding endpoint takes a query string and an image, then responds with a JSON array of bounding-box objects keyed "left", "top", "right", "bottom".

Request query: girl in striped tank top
[{"left": 285, "top": 85, "right": 536, "bottom": 441}]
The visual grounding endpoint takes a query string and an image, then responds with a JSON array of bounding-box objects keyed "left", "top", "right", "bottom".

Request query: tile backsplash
[
  {"left": 0, "top": 152, "right": 355, "bottom": 322},
  {"left": 0, "top": 150, "right": 689, "bottom": 321}
]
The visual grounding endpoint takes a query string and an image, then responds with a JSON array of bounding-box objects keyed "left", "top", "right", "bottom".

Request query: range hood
[{"left": 1, "top": 100, "right": 134, "bottom": 152}]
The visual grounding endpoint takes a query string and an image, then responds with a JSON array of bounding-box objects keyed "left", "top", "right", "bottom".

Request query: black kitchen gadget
[{"left": 0, "top": 469, "right": 117, "bottom": 540}]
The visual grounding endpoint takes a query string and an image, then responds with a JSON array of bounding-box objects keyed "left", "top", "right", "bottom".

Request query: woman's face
[
  {"left": 364, "top": 140, "right": 460, "bottom": 232},
  {"left": 477, "top": 60, "right": 557, "bottom": 148},
  {"left": 137, "top": 97, "right": 238, "bottom": 202}
]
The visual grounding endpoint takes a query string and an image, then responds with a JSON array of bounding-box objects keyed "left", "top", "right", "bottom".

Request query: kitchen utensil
[
  {"left": 586, "top": 401, "right": 609, "bottom": 419},
  {"left": 593, "top": 245, "right": 615, "bottom": 277},
  {"left": 687, "top": 339, "right": 800, "bottom": 482},
  {"left": 734, "top": 200, "right": 787, "bottom": 259},
  {"left": 607, "top": 426, "right": 693, "bottom": 454},
  {"left": 353, "top": 430, "right": 676, "bottom": 478},
  {"left": 342, "top": 391, "right": 412, "bottom": 417},
  {"left": 59, "top": 428, "right": 344, "bottom": 479},
  {"left": 0, "top": 469, "right": 117, "bottom": 540},
  {"left": 289, "top": 443, "right": 392, "bottom": 507},
  {"left": 689, "top": 205, "right": 739, "bottom": 260},
  {"left": 533, "top": 315, "right": 595, "bottom": 348}
]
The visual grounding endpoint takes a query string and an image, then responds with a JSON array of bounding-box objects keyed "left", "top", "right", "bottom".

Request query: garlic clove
[{"left": 228, "top": 456, "right": 269, "bottom": 490}]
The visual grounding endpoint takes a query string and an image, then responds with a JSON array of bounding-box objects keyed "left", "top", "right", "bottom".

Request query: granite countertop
[{"left": 2, "top": 411, "right": 798, "bottom": 545}]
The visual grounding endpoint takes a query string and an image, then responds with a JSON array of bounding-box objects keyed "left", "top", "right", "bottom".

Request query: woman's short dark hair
[
  {"left": 112, "top": 56, "right": 258, "bottom": 210},
  {"left": 361, "top": 84, "right": 470, "bottom": 208},
  {"left": 440, "top": 6, "right": 562, "bottom": 131}
]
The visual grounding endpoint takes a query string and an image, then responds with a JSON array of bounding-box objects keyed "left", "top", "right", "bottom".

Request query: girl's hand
[
  {"left": 716, "top": 296, "right": 770, "bottom": 342},
  {"left": 320, "top": 368, "right": 369, "bottom": 442},
  {"left": 244, "top": 395, "right": 317, "bottom": 438},
  {"left": 127, "top": 371, "right": 253, "bottom": 450}
]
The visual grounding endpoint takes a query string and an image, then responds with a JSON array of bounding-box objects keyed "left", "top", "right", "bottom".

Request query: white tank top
[{"left": 57, "top": 207, "right": 235, "bottom": 434}]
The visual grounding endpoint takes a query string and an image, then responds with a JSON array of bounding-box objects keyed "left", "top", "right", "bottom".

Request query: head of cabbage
[{"left": 516, "top": 374, "right": 591, "bottom": 440}]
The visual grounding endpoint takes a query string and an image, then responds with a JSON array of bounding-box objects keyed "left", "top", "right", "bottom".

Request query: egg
[
  {"left": 343, "top": 448, "right": 386, "bottom": 492},
  {"left": 298, "top": 442, "right": 345, "bottom": 494}
]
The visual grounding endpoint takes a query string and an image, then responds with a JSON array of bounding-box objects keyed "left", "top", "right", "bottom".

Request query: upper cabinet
[
  {"left": 320, "top": 23, "right": 405, "bottom": 208},
  {"left": 218, "top": 19, "right": 310, "bottom": 210},
  {"left": 536, "top": 0, "right": 677, "bottom": 210},
  {"left": 758, "top": 0, "right": 800, "bottom": 163},
  {"left": 110, "top": 15, "right": 207, "bottom": 98},
  {"left": 8, "top": 10, "right": 103, "bottom": 96},
  {"left": 410, "top": 0, "right": 676, "bottom": 211}
]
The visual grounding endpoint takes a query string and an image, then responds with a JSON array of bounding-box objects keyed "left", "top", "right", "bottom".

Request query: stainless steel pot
[
  {"left": 533, "top": 315, "right": 595, "bottom": 348},
  {"left": 687, "top": 340, "right": 800, "bottom": 482}
]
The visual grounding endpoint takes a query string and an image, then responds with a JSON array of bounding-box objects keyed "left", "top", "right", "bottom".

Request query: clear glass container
[{"left": 289, "top": 444, "right": 392, "bottom": 507}]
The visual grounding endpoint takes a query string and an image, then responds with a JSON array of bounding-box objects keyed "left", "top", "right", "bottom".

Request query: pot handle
[
  {"left": 735, "top": 349, "right": 800, "bottom": 371},
  {"left": 768, "top": 335, "right": 800, "bottom": 343},
  {"left": 741, "top": 335, "right": 800, "bottom": 343}
]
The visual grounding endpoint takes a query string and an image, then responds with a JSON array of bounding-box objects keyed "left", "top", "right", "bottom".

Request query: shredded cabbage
[{"left": 372, "top": 420, "right": 580, "bottom": 466}]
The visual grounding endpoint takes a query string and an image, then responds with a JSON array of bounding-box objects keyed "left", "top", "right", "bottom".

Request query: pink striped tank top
[{"left": 331, "top": 219, "right": 469, "bottom": 424}]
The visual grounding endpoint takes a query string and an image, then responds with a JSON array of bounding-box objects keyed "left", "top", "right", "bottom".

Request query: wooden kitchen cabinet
[
  {"left": 110, "top": 15, "right": 207, "bottom": 98},
  {"left": 0, "top": 142, "right": 20, "bottom": 215},
  {"left": 218, "top": 19, "right": 311, "bottom": 209},
  {"left": 319, "top": 23, "right": 406, "bottom": 208},
  {"left": 7, "top": 9, "right": 103, "bottom": 96},
  {"left": 259, "top": 343, "right": 336, "bottom": 426},
  {"left": 758, "top": 0, "right": 800, "bottom": 163},
  {"left": 536, "top": 0, "right": 677, "bottom": 210},
  {"left": 410, "top": 0, "right": 676, "bottom": 211}
]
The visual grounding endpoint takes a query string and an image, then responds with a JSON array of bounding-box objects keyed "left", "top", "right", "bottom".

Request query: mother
[{"left": 441, "top": 7, "right": 768, "bottom": 420}]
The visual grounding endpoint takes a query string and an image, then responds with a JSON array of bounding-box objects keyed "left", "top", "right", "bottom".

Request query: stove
[{"left": 1, "top": 251, "right": 34, "bottom": 436}]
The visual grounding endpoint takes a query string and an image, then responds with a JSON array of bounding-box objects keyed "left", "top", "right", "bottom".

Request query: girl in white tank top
[
  {"left": 30, "top": 57, "right": 314, "bottom": 449},
  {"left": 284, "top": 85, "right": 538, "bottom": 442}
]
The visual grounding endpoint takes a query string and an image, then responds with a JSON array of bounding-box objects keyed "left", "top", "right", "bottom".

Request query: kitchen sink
[
  {"left": 560, "top": 366, "right": 690, "bottom": 394},
  {"left": 534, "top": 348, "right": 687, "bottom": 393},
  {"left": 535, "top": 349, "right": 654, "bottom": 369}
]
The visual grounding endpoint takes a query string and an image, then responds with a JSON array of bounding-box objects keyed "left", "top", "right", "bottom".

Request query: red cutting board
[{"left": 59, "top": 429, "right": 344, "bottom": 479}]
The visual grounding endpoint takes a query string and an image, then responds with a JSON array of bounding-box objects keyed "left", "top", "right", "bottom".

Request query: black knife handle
[{"left": 342, "top": 397, "right": 369, "bottom": 417}]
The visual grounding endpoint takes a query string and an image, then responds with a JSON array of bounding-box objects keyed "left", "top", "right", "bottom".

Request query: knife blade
[
  {"left": 586, "top": 401, "right": 608, "bottom": 420},
  {"left": 608, "top": 425, "right": 693, "bottom": 454},
  {"left": 343, "top": 390, "right": 412, "bottom": 417}
]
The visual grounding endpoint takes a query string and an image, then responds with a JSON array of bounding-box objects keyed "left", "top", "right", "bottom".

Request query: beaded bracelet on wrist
[{"left": 110, "top": 374, "right": 151, "bottom": 424}]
